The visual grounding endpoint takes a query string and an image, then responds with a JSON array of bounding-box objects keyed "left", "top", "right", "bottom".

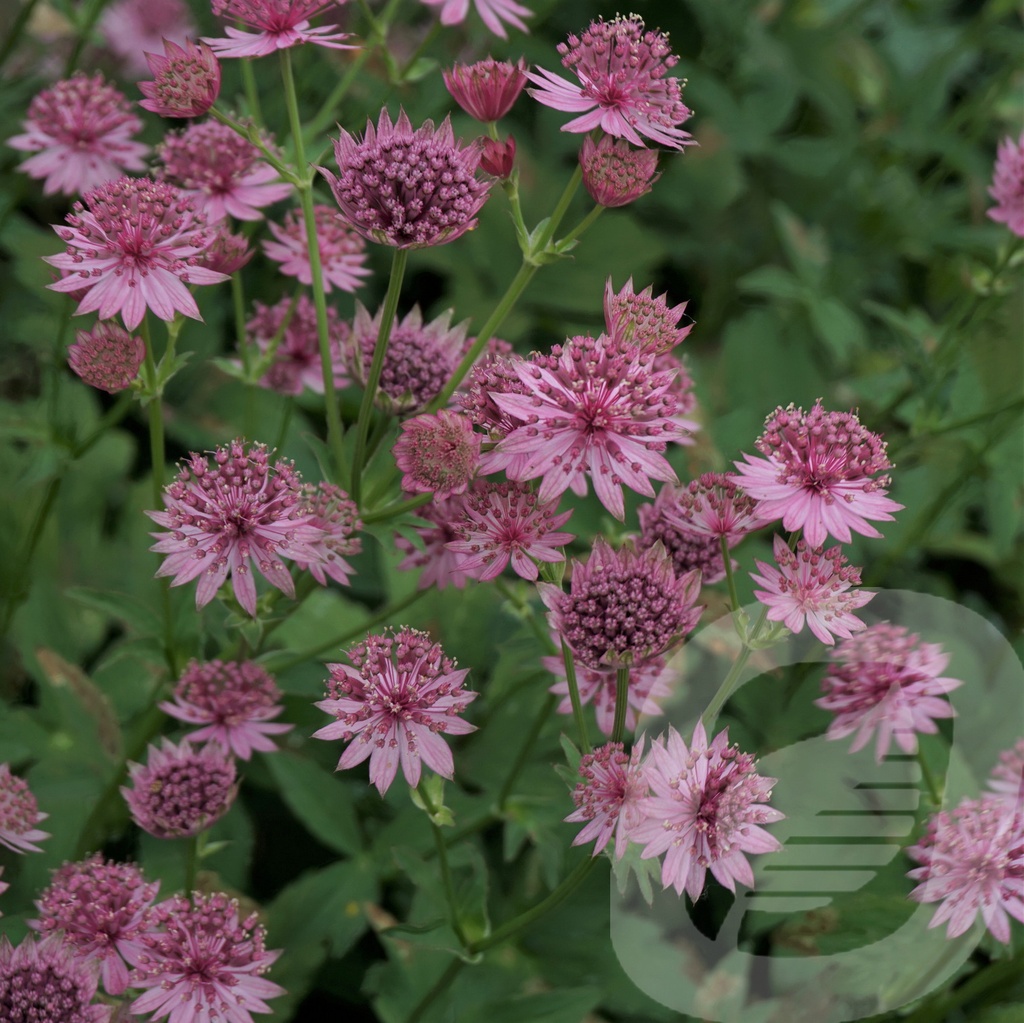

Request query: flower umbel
[
  {"left": 395, "top": 494, "right": 473, "bottom": 590},
  {"left": 988, "top": 739, "right": 1024, "bottom": 805},
  {"left": 393, "top": 410, "right": 482, "bottom": 499},
  {"left": 67, "top": 322, "right": 145, "bottom": 393},
  {"left": 443, "top": 57, "right": 529, "bottom": 121},
  {"left": 987, "top": 132, "right": 1024, "bottom": 237},
  {"left": 292, "top": 483, "right": 363, "bottom": 587},
  {"left": 139, "top": 37, "right": 221, "bottom": 118},
  {"left": 637, "top": 486, "right": 731, "bottom": 585},
  {"left": 580, "top": 135, "right": 660, "bottom": 208},
  {"left": 262, "top": 204, "right": 370, "bottom": 293},
  {"left": 204, "top": 0, "right": 354, "bottom": 57},
  {"left": 0, "top": 763, "right": 49, "bottom": 854},
  {"left": 661, "top": 472, "right": 762, "bottom": 545},
  {"left": 604, "top": 276, "right": 692, "bottom": 355}
]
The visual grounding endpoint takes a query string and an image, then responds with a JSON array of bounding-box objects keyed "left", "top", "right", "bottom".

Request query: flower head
[
  {"left": 443, "top": 57, "right": 528, "bottom": 121},
  {"left": 655, "top": 351, "right": 700, "bottom": 441},
  {"left": 662, "top": 472, "right": 763, "bottom": 546},
  {"left": 203, "top": 0, "right": 354, "bottom": 57},
  {"left": 45, "top": 176, "right": 228, "bottom": 331},
  {"left": 395, "top": 494, "right": 473, "bottom": 590},
  {"left": 292, "top": 483, "right": 362, "bottom": 587},
  {"left": 987, "top": 132, "right": 1024, "bottom": 237},
  {"left": 322, "top": 108, "right": 492, "bottom": 248},
  {"left": 988, "top": 739, "right": 1024, "bottom": 805},
  {"left": 393, "top": 410, "right": 481, "bottom": 499},
  {"left": 262, "top": 204, "right": 370, "bottom": 292},
  {"left": 101, "top": 0, "right": 196, "bottom": 76},
  {"left": 479, "top": 135, "right": 516, "bottom": 178},
  {"left": 67, "top": 322, "right": 145, "bottom": 394},
  {"left": 0, "top": 763, "right": 49, "bottom": 854},
  {"left": 816, "top": 623, "right": 962, "bottom": 761},
  {"left": 8, "top": 73, "right": 148, "bottom": 197},
  {"left": 637, "top": 486, "right": 731, "bottom": 585},
  {"left": 313, "top": 627, "right": 477, "bottom": 794},
  {"left": 197, "top": 224, "right": 255, "bottom": 274},
  {"left": 633, "top": 722, "right": 784, "bottom": 898},
  {"left": 32, "top": 855, "right": 159, "bottom": 995},
  {"left": 129, "top": 892, "right": 285, "bottom": 1022},
  {"left": 160, "top": 659, "right": 293, "bottom": 760},
  {"left": 581, "top": 135, "right": 660, "bottom": 208},
  {"left": 139, "top": 38, "right": 221, "bottom": 117},
  {"left": 527, "top": 16, "right": 694, "bottom": 149},
  {"left": 604, "top": 276, "right": 692, "bottom": 355},
  {"left": 733, "top": 401, "right": 904, "bottom": 549},
  {"left": 421, "top": 0, "right": 531, "bottom": 38},
  {"left": 146, "top": 439, "right": 328, "bottom": 616}
]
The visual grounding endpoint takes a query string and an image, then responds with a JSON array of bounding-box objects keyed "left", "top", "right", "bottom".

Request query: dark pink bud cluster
[
  {"left": 443, "top": 57, "right": 528, "bottom": 122},
  {"left": 393, "top": 410, "right": 482, "bottom": 499},
  {"left": 67, "top": 322, "right": 145, "bottom": 393},
  {"left": 580, "top": 134, "right": 660, "bottom": 207},
  {"left": 139, "top": 37, "right": 221, "bottom": 118},
  {"left": 637, "top": 487, "right": 730, "bottom": 585},
  {"left": 0, "top": 763, "right": 49, "bottom": 854},
  {"left": 480, "top": 136, "right": 516, "bottom": 178},
  {"left": 603, "top": 277, "right": 692, "bottom": 355},
  {"left": 663, "top": 472, "right": 763, "bottom": 545},
  {"left": 293, "top": 483, "right": 363, "bottom": 588},
  {"left": 566, "top": 741, "right": 649, "bottom": 857}
]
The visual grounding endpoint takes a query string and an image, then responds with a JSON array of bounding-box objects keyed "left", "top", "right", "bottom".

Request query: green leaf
[
  {"left": 736, "top": 265, "right": 807, "bottom": 301},
  {"left": 459, "top": 987, "right": 602, "bottom": 1023},
  {"left": 65, "top": 587, "right": 162, "bottom": 636}
]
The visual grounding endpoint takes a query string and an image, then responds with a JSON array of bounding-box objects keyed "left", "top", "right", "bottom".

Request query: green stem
[
  {"left": 611, "top": 666, "right": 630, "bottom": 745},
  {"left": 533, "top": 165, "right": 583, "bottom": 252},
  {"left": 902, "top": 949, "right": 1024, "bottom": 1023},
  {"left": 183, "top": 834, "right": 199, "bottom": 900},
  {"left": 417, "top": 782, "right": 468, "bottom": 946},
  {"left": 720, "top": 536, "right": 740, "bottom": 613},
  {"left": 555, "top": 204, "right": 605, "bottom": 249},
  {"left": 701, "top": 605, "right": 770, "bottom": 726},
  {"left": 917, "top": 747, "right": 943, "bottom": 807},
  {"left": 498, "top": 693, "right": 557, "bottom": 811},
  {"left": 273, "top": 398, "right": 295, "bottom": 452},
  {"left": 240, "top": 57, "right": 263, "bottom": 124},
  {"left": 64, "top": 0, "right": 113, "bottom": 75},
  {"left": 405, "top": 958, "right": 466, "bottom": 1023},
  {"left": 0, "top": 0, "right": 42, "bottom": 73},
  {"left": 560, "top": 638, "right": 591, "bottom": 754},
  {"left": 362, "top": 493, "right": 432, "bottom": 525},
  {"left": 208, "top": 106, "right": 297, "bottom": 182}
]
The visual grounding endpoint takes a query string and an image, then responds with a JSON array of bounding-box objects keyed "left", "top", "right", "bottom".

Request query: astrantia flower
[
  {"left": 101, "top": 0, "right": 196, "bottom": 76},
  {"left": 447, "top": 480, "right": 574, "bottom": 581},
  {"left": 67, "top": 322, "right": 145, "bottom": 394},
  {"left": 567, "top": 740, "right": 649, "bottom": 858},
  {"left": 580, "top": 135, "right": 660, "bottom": 208},
  {"left": 733, "top": 401, "right": 904, "bottom": 549},
  {"left": 0, "top": 764, "right": 49, "bottom": 854},
  {"left": 907, "top": 796, "right": 1024, "bottom": 943},
  {"left": 816, "top": 623, "right": 962, "bottom": 761},
  {"left": 490, "top": 334, "right": 684, "bottom": 520},
  {"left": 604, "top": 276, "right": 692, "bottom": 355},
  {"left": 539, "top": 537, "right": 702, "bottom": 670},
  {"left": 662, "top": 472, "right": 763, "bottom": 546},
  {"left": 322, "top": 108, "right": 493, "bottom": 248},
  {"left": 292, "top": 483, "right": 362, "bottom": 587},
  {"left": 197, "top": 224, "right": 254, "bottom": 274},
  {"left": 479, "top": 135, "right": 516, "bottom": 178},
  {"left": 0, "top": 932, "right": 111, "bottom": 1023},
  {"left": 633, "top": 722, "right": 784, "bottom": 899},
  {"left": 751, "top": 535, "right": 872, "bottom": 646},
  {"left": 987, "top": 132, "right": 1024, "bottom": 237},
  {"left": 262, "top": 204, "right": 370, "bottom": 293},
  {"left": 129, "top": 892, "right": 285, "bottom": 1022},
  {"left": 421, "top": 0, "right": 531, "bottom": 38},
  {"left": 8, "top": 73, "right": 148, "bottom": 197},
  {"left": 460, "top": 347, "right": 527, "bottom": 441},
  {"left": 32, "top": 855, "right": 159, "bottom": 995},
  {"left": 393, "top": 410, "right": 482, "bottom": 499},
  {"left": 160, "top": 659, "right": 293, "bottom": 760},
  {"left": 139, "top": 37, "right": 221, "bottom": 117},
  {"left": 395, "top": 494, "right": 472, "bottom": 590},
  {"left": 988, "top": 739, "right": 1024, "bottom": 805},
  {"left": 204, "top": 0, "right": 354, "bottom": 58},
  {"left": 637, "top": 486, "right": 730, "bottom": 585},
  {"left": 527, "top": 16, "right": 694, "bottom": 149},
  {"left": 313, "top": 627, "right": 477, "bottom": 794},
  {"left": 156, "top": 121, "right": 292, "bottom": 223},
  {"left": 655, "top": 351, "right": 700, "bottom": 442},
  {"left": 443, "top": 57, "right": 528, "bottom": 122},
  {"left": 146, "top": 439, "right": 328, "bottom": 615},
  {"left": 122, "top": 738, "right": 237, "bottom": 838},
  {"left": 45, "top": 176, "right": 228, "bottom": 331}
]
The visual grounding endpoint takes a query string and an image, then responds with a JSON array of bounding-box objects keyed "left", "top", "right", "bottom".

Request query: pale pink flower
[
  {"left": 580, "top": 135, "right": 660, "bottom": 208},
  {"left": 146, "top": 439, "right": 328, "bottom": 616},
  {"left": 292, "top": 483, "right": 362, "bottom": 587},
  {"left": 654, "top": 351, "right": 700, "bottom": 443},
  {"left": 733, "top": 401, "right": 904, "bottom": 549},
  {"left": 393, "top": 410, "right": 482, "bottom": 499},
  {"left": 67, "top": 322, "right": 145, "bottom": 394},
  {"left": 987, "top": 132, "right": 1024, "bottom": 237},
  {"left": 31, "top": 855, "right": 159, "bottom": 996},
  {"left": 129, "top": 892, "right": 285, "bottom": 1022},
  {"left": 421, "top": 0, "right": 531, "bottom": 38},
  {"left": 313, "top": 627, "right": 477, "bottom": 794},
  {"left": 633, "top": 722, "right": 784, "bottom": 898},
  {"left": 751, "top": 535, "right": 872, "bottom": 646},
  {"left": 100, "top": 0, "right": 196, "bottom": 76},
  {"left": 0, "top": 764, "right": 49, "bottom": 854},
  {"left": 322, "top": 108, "right": 492, "bottom": 248},
  {"left": 203, "top": 0, "right": 354, "bottom": 57},
  {"left": 816, "top": 623, "right": 962, "bottom": 761},
  {"left": 160, "top": 659, "right": 293, "bottom": 760},
  {"left": 637, "top": 486, "right": 731, "bottom": 586},
  {"left": 988, "top": 739, "right": 1024, "bottom": 806},
  {"left": 395, "top": 494, "right": 473, "bottom": 590},
  {"left": 262, "top": 204, "right": 370, "bottom": 293},
  {"left": 527, "top": 16, "right": 694, "bottom": 149},
  {"left": 45, "top": 177, "right": 228, "bottom": 331},
  {"left": 907, "top": 796, "right": 1024, "bottom": 943},
  {"left": 139, "top": 37, "right": 221, "bottom": 117},
  {"left": 660, "top": 472, "right": 763, "bottom": 546},
  {"left": 443, "top": 57, "right": 528, "bottom": 122},
  {"left": 566, "top": 740, "right": 649, "bottom": 858},
  {"left": 196, "top": 224, "right": 255, "bottom": 274},
  {"left": 459, "top": 345, "right": 527, "bottom": 443},
  {"left": 8, "top": 73, "right": 148, "bottom": 197},
  {"left": 604, "top": 276, "right": 692, "bottom": 355},
  {"left": 447, "top": 480, "right": 574, "bottom": 581}
]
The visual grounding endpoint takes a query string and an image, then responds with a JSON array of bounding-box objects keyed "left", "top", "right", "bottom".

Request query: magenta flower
[
  {"left": 0, "top": 764, "right": 49, "bottom": 854},
  {"left": 604, "top": 276, "right": 692, "bottom": 356},
  {"left": 67, "top": 322, "right": 145, "bottom": 394},
  {"left": 443, "top": 57, "right": 528, "bottom": 122},
  {"left": 580, "top": 135, "right": 660, "bottom": 208},
  {"left": 45, "top": 177, "right": 228, "bottom": 331},
  {"left": 490, "top": 334, "right": 685, "bottom": 520},
  {"left": 907, "top": 796, "right": 1024, "bottom": 943},
  {"left": 8, "top": 73, "right": 148, "bottom": 198},
  {"left": 393, "top": 410, "right": 482, "bottom": 499},
  {"left": 395, "top": 494, "right": 473, "bottom": 590},
  {"left": 0, "top": 932, "right": 111, "bottom": 1023},
  {"left": 203, "top": 0, "right": 354, "bottom": 57},
  {"left": 139, "top": 37, "right": 221, "bottom": 117},
  {"left": 527, "top": 16, "right": 694, "bottom": 149},
  {"left": 660, "top": 472, "right": 763, "bottom": 546},
  {"left": 733, "top": 401, "right": 904, "bottom": 549},
  {"left": 655, "top": 351, "right": 700, "bottom": 443},
  {"left": 32, "top": 855, "right": 159, "bottom": 996},
  {"left": 633, "top": 722, "right": 784, "bottom": 898},
  {"left": 322, "top": 108, "right": 493, "bottom": 248},
  {"left": 460, "top": 345, "right": 529, "bottom": 453},
  {"left": 262, "top": 204, "right": 370, "bottom": 293},
  {"left": 816, "top": 623, "right": 962, "bottom": 761},
  {"left": 752, "top": 535, "right": 872, "bottom": 646},
  {"left": 566, "top": 740, "right": 649, "bottom": 858},
  {"left": 313, "top": 627, "right": 477, "bottom": 794},
  {"left": 539, "top": 537, "right": 702, "bottom": 670},
  {"left": 292, "top": 483, "right": 363, "bottom": 587},
  {"left": 129, "top": 892, "right": 285, "bottom": 1022},
  {"left": 987, "top": 132, "right": 1024, "bottom": 237},
  {"left": 988, "top": 739, "right": 1024, "bottom": 805},
  {"left": 147, "top": 439, "right": 328, "bottom": 615},
  {"left": 160, "top": 659, "right": 293, "bottom": 759},
  {"left": 479, "top": 135, "right": 516, "bottom": 178},
  {"left": 421, "top": 0, "right": 531, "bottom": 38},
  {"left": 637, "top": 486, "right": 731, "bottom": 586},
  {"left": 447, "top": 480, "right": 574, "bottom": 581},
  {"left": 197, "top": 223, "right": 255, "bottom": 274},
  {"left": 101, "top": 0, "right": 196, "bottom": 76}
]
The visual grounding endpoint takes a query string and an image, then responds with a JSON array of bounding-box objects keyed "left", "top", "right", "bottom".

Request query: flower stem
[
  {"left": 701, "top": 604, "right": 770, "bottom": 726},
  {"left": 533, "top": 165, "right": 583, "bottom": 253},
  {"left": 362, "top": 492, "right": 432, "bottom": 525},
  {"left": 611, "top": 666, "right": 630, "bottom": 745},
  {"left": 560, "top": 638, "right": 591, "bottom": 754},
  {"left": 209, "top": 106, "right": 296, "bottom": 182},
  {"left": 902, "top": 948, "right": 1024, "bottom": 1023},
  {"left": 720, "top": 536, "right": 741, "bottom": 613},
  {"left": 240, "top": 57, "right": 263, "bottom": 124},
  {"left": 498, "top": 692, "right": 558, "bottom": 811},
  {"left": 555, "top": 204, "right": 605, "bottom": 249},
  {"left": 916, "top": 747, "right": 943, "bottom": 807},
  {"left": 417, "top": 782, "right": 468, "bottom": 947},
  {"left": 183, "top": 833, "right": 199, "bottom": 901},
  {"left": 405, "top": 958, "right": 466, "bottom": 1023}
]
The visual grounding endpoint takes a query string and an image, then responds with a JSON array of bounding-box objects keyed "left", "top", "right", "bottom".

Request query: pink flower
[
  {"left": 146, "top": 439, "right": 328, "bottom": 616},
  {"left": 31, "top": 855, "right": 159, "bottom": 996},
  {"left": 654, "top": 351, "right": 700, "bottom": 443},
  {"left": 322, "top": 108, "right": 493, "bottom": 248},
  {"left": 421, "top": 0, "right": 531, "bottom": 39},
  {"left": 443, "top": 57, "right": 528, "bottom": 121},
  {"left": 580, "top": 135, "right": 660, "bottom": 208},
  {"left": 313, "top": 627, "right": 477, "bottom": 794},
  {"left": 0, "top": 763, "right": 49, "bottom": 854},
  {"left": 987, "top": 132, "right": 1024, "bottom": 237},
  {"left": 67, "top": 322, "right": 145, "bottom": 394},
  {"left": 633, "top": 722, "right": 784, "bottom": 898},
  {"left": 0, "top": 868, "right": 7, "bottom": 907},
  {"left": 604, "top": 276, "right": 692, "bottom": 355},
  {"left": 203, "top": 0, "right": 354, "bottom": 57},
  {"left": 660, "top": 472, "right": 763, "bottom": 545},
  {"left": 8, "top": 73, "right": 148, "bottom": 197},
  {"left": 490, "top": 334, "right": 684, "bottom": 520},
  {"left": 988, "top": 739, "right": 1024, "bottom": 805},
  {"left": 447, "top": 480, "right": 574, "bottom": 581},
  {"left": 395, "top": 494, "right": 473, "bottom": 590},
  {"left": 539, "top": 537, "right": 702, "bottom": 669},
  {"left": 139, "top": 37, "right": 221, "bottom": 117},
  {"left": 637, "top": 486, "right": 731, "bottom": 586},
  {"left": 459, "top": 343, "right": 524, "bottom": 436},
  {"left": 100, "top": 0, "right": 196, "bottom": 77},
  {"left": 527, "top": 16, "right": 694, "bottom": 149},
  {"left": 393, "top": 410, "right": 482, "bottom": 499},
  {"left": 0, "top": 932, "right": 111, "bottom": 1023},
  {"left": 907, "top": 796, "right": 1024, "bottom": 943},
  {"left": 733, "top": 401, "right": 904, "bottom": 549},
  {"left": 45, "top": 177, "right": 228, "bottom": 331},
  {"left": 262, "top": 204, "right": 370, "bottom": 293},
  {"left": 816, "top": 623, "right": 962, "bottom": 761},
  {"left": 751, "top": 535, "right": 873, "bottom": 646},
  {"left": 479, "top": 135, "right": 516, "bottom": 178},
  {"left": 160, "top": 659, "right": 293, "bottom": 759},
  {"left": 129, "top": 892, "right": 285, "bottom": 1022},
  {"left": 197, "top": 224, "right": 255, "bottom": 274},
  {"left": 566, "top": 740, "right": 649, "bottom": 858},
  {"left": 292, "top": 483, "right": 362, "bottom": 587}
]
